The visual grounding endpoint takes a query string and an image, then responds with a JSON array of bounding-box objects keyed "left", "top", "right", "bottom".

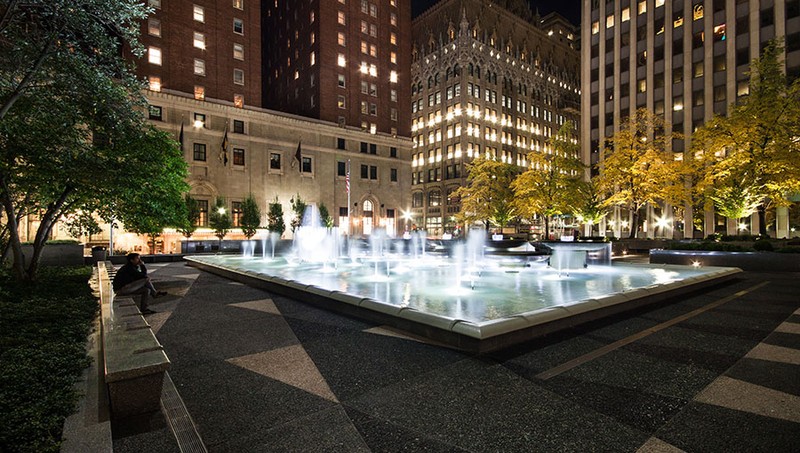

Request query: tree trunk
[
  {"left": 26, "top": 188, "right": 71, "bottom": 281},
  {"left": 629, "top": 209, "right": 639, "bottom": 239},
  {"left": 0, "top": 180, "right": 28, "bottom": 280},
  {"left": 544, "top": 216, "right": 550, "bottom": 241},
  {"left": 757, "top": 204, "right": 767, "bottom": 236}
]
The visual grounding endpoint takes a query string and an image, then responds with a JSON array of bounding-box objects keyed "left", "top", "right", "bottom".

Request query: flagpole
[{"left": 346, "top": 159, "right": 351, "bottom": 236}]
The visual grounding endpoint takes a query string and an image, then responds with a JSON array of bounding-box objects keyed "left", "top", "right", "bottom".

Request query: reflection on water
[{"left": 198, "top": 255, "right": 711, "bottom": 324}]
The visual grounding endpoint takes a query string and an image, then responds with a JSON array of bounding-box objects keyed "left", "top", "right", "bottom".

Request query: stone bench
[{"left": 97, "top": 261, "right": 170, "bottom": 419}]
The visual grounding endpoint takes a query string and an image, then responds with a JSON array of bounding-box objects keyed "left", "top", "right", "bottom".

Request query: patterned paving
[{"left": 111, "top": 264, "right": 800, "bottom": 452}]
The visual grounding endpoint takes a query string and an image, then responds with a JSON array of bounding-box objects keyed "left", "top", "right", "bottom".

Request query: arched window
[
  {"left": 362, "top": 200, "right": 374, "bottom": 235},
  {"left": 428, "top": 189, "right": 442, "bottom": 207},
  {"left": 412, "top": 192, "right": 424, "bottom": 208}
]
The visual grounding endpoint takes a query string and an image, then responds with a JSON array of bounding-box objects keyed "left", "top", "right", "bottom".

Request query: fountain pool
[{"left": 185, "top": 248, "right": 740, "bottom": 353}]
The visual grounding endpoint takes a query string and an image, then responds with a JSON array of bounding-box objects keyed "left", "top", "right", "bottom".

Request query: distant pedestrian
[{"left": 112, "top": 253, "right": 166, "bottom": 315}]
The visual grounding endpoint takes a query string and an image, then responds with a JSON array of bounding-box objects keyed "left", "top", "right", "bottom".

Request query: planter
[
  {"left": 13, "top": 243, "right": 84, "bottom": 266},
  {"left": 650, "top": 249, "right": 800, "bottom": 272}
]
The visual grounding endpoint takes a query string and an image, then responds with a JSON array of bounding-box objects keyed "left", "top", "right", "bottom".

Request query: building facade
[
  {"left": 582, "top": 0, "right": 800, "bottom": 238},
  {"left": 262, "top": 0, "right": 412, "bottom": 137},
  {"left": 410, "top": 0, "right": 581, "bottom": 236}
]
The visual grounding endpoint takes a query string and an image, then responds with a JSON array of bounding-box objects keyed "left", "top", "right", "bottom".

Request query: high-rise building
[
  {"left": 410, "top": 0, "right": 581, "bottom": 236},
  {"left": 134, "top": 0, "right": 262, "bottom": 108},
  {"left": 582, "top": 0, "right": 800, "bottom": 238},
  {"left": 262, "top": 0, "right": 412, "bottom": 137}
]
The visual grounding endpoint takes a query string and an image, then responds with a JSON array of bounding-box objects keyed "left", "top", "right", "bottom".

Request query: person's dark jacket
[{"left": 112, "top": 262, "right": 148, "bottom": 291}]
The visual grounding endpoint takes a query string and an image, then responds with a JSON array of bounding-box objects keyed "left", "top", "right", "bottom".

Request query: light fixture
[
  {"left": 217, "top": 207, "right": 226, "bottom": 215},
  {"left": 738, "top": 223, "right": 747, "bottom": 231},
  {"left": 193, "top": 120, "right": 204, "bottom": 128}
]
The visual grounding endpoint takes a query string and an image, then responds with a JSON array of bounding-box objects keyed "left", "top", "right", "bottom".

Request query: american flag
[{"left": 345, "top": 169, "right": 350, "bottom": 194}]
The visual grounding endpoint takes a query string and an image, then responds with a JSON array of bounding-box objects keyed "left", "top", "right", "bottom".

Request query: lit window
[
  {"left": 693, "top": 4, "right": 704, "bottom": 20},
  {"left": 338, "top": 11, "right": 346, "bottom": 25},
  {"left": 370, "top": 24, "right": 377, "bottom": 37},
  {"left": 638, "top": 1, "right": 646, "bottom": 14},
  {"left": 370, "top": 4, "right": 377, "bottom": 17},
  {"left": 337, "top": 53, "right": 346, "bottom": 67},
  {"left": 390, "top": 89, "right": 397, "bottom": 102},
  {"left": 233, "top": 43, "right": 244, "bottom": 60},
  {"left": 338, "top": 74, "right": 346, "bottom": 87},
  {"left": 338, "top": 95, "right": 346, "bottom": 108},
  {"left": 592, "top": 21, "right": 599, "bottom": 34},
  {"left": 148, "top": 46, "right": 162, "bottom": 65},
  {"left": 310, "top": 32, "right": 315, "bottom": 44},
  {"left": 193, "top": 5, "right": 204, "bottom": 22},
  {"left": 390, "top": 0, "right": 396, "bottom": 6},
  {"left": 338, "top": 32, "right": 346, "bottom": 46},
  {"left": 390, "top": 32, "right": 397, "bottom": 45},
  {"left": 234, "top": 94, "right": 244, "bottom": 108},
  {"left": 361, "top": 0, "right": 368, "bottom": 14},
  {"left": 361, "top": 20, "right": 368, "bottom": 34},
  {"left": 370, "top": 44, "right": 377, "bottom": 57},
  {"left": 194, "top": 86, "right": 205, "bottom": 101},
  {"left": 361, "top": 41, "right": 368, "bottom": 54},
  {"left": 148, "top": 76, "right": 161, "bottom": 91},
  {"left": 390, "top": 70, "right": 398, "bottom": 83},
  {"left": 360, "top": 61, "right": 368, "bottom": 74},
  {"left": 310, "top": 11, "right": 315, "bottom": 23},
  {"left": 148, "top": 19, "right": 161, "bottom": 37},
  {"left": 194, "top": 58, "right": 206, "bottom": 76},
  {"left": 233, "top": 18, "right": 243, "bottom": 34},
  {"left": 390, "top": 13, "right": 397, "bottom": 26},
  {"left": 193, "top": 32, "right": 205, "bottom": 50},
  {"left": 149, "top": 0, "right": 161, "bottom": 9},
  {"left": 637, "top": 79, "right": 646, "bottom": 92},
  {"left": 656, "top": 0, "right": 665, "bottom": 7},
  {"left": 234, "top": 69, "right": 244, "bottom": 85},
  {"left": 621, "top": 7, "right": 630, "bottom": 22},
  {"left": 606, "top": 14, "right": 614, "bottom": 28},
  {"left": 233, "top": 0, "right": 243, "bottom": 10},
  {"left": 390, "top": 51, "right": 397, "bottom": 64},
  {"left": 369, "top": 64, "right": 377, "bottom": 77},
  {"left": 310, "top": 52, "right": 315, "bottom": 66}
]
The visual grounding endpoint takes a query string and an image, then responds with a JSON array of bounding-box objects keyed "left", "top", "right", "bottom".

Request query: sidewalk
[{"left": 109, "top": 262, "right": 800, "bottom": 452}]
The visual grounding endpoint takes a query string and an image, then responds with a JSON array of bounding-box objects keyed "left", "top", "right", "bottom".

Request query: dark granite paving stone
[
  {"left": 724, "top": 358, "right": 800, "bottom": 396},
  {"left": 158, "top": 315, "right": 299, "bottom": 360},
  {"left": 499, "top": 335, "right": 610, "bottom": 376},
  {"left": 112, "top": 411, "right": 179, "bottom": 453},
  {"left": 761, "top": 331, "right": 800, "bottom": 350},
  {"left": 786, "top": 314, "right": 800, "bottom": 324},
  {"left": 169, "top": 357, "right": 338, "bottom": 448},
  {"left": 300, "top": 331, "right": 466, "bottom": 402},
  {"left": 540, "top": 375, "right": 688, "bottom": 433},
  {"left": 634, "top": 325, "right": 758, "bottom": 357},
  {"left": 561, "top": 348, "right": 718, "bottom": 400},
  {"left": 347, "top": 359, "right": 649, "bottom": 452},
  {"left": 284, "top": 316, "right": 370, "bottom": 343},
  {"left": 581, "top": 316, "right": 663, "bottom": 342},
  {"left": 672, "top": 318, "right": 780, "bottom": 342},
  {"left": 212, "top": 405, "right": 370, "bottom": 453},
  {"left": 271, "top": 295, "right": 376, "bottom": 331},
  {"left": 621, "top": 342, "right": 744, "bottom": 374},
  {"left": 655, "top": 401, "right": 800, "bottom": 453},
  {"left": 343, "top": 404, "right": 471, "bottom": 453}
]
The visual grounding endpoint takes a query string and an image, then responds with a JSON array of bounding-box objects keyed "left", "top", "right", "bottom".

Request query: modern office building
[
  {"left": 410, "top": 0, "right": 581, "bottom": 236},
  {"left": 582, "top": 0, "right": 800, "bottom": 238},
  {"left": 262, "top": 0, "right": 412, "bottom": 137}
]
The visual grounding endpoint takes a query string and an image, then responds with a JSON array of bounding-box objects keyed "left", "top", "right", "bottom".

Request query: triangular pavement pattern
[
  {"left": 229, "top": 298, "right": 282, "bottom": 315},
  {"left": 148, "top": 311, "right": 172, "bottom": 335},
  {"left": 363, "top": 325, "right": 429, "bottom": 344},
  {"left": 227, "top": 344, "right": 339, "bottom": 403},
  {"left": 173, "top": 273, "right": 200, "bottom": 280}
]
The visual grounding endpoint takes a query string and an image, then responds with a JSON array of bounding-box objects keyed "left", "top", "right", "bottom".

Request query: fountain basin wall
[
  {"left": 185, "top": 256, "right": 740, "bottom": 353},
  {"left": 650, "top": 249, "right": 800, "bottom": 272}
]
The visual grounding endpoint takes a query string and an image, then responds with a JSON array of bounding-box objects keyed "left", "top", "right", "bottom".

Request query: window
[
  {"left": 193, "top": 5, "right": 204, "bottom": 22},
  {"left": 338, "top": 74, "right": 346, "bottom": 88},
  {"left": 760, "top": 7, "right": 774, "bottom": 27},
  {"left": 693, "top": 61, "right": 704, "bottom": 77},
  {"left": 148, "top": 105, "right": 162, "bottom": 121},
  {"left": 196, "top": 199, "right": 208, "bottom": 227},
  {"left": 232, "top": 148, "right": 244, "bottom": 166},
  {"left": 193, "top": 112, "right": 206, "bottom": 127},
  {"left": 337, "top": 54, "right": 346, "bottom": 67},
  {"left": 338, "top": 11, "right": 346, "bottom": 25},
  {"left": 231, "top": 202, "right": 242, "bottom": 227},
  {"left": 390, "top": 168, "right": 397, "bottom": 182},
  {"left": 338, "top": 95, "right": 346, "bottom": 108},
  {"left": 713, "top": 55, "right": 726, "bottom": 72},
  {"left": 638, "top": 1, "right": 646, "bottom": 14},
  {"left": 301, "top": 157, "right": 312, "bottom": 173},
  {"left": 194, "top": 59, "right": 205, "bottom": 76},
  {"left": 370, "top": 166, "right": 377, "bottom": 180},
  {"left": 193, "top": 143, "right": 206, "bottom": 161},
  {"left": 233, "top": 0, "right": 243, "bottom": 9},
  {"left": 148, "top": 19, "right": 161, "bottom": 37},
  {"left": 736, "top": 16, "right": 749, "bottom": 35},
  {"left": 148, "top": 76, "right": 161, "bottom": 91},
  {"left": 693, "top": 89, "right": 704, "bottom": 106},
  {"left": 233, "top": 43, "right": 244, "bottom": 60},
  {"left": 234, "top": 94, "right": 243, "bottom": 108},
  {"left": 360, "top": 164, "right": 368, "bottom": 178},
  {"left": 233, "top": 18, "right": 243, "bottom": 34},
  {"left": 369, "top": 143, "right": 377, "bottom": 154},
  {"left": 233, "top": 69, "right": 244, "bottom": 85},
  {"left": 622, "top": 7, "right": 630, "bottom": 22},
  {"left": 338, "top": 32, "right": 346, "bottom": 46},
  {"left": 713, "top": 85, "right": 726, "bottom": 102},
  {"left": 337, "top": 138, "right": 346, "bottom": 150},
  {"left": 270, "top": 153, "right": 281, "bottom": 170},
  {"left": 233, "top": 120, "right": 244, "bottom": 134},
  {"left": 148, "top": 46, "right": 162, "bottom": 65},
  {"left": 149, "top": 0, "right": 161, "bottom": 8},
  {"left": 390, "top": 147, "right": 397, "bottom": 158},
  {"left": 194, "top": 86, "right": 205, "bottom": 100},
  {"left": 193, "top": 32, "right": 205, "bottom": 49},
  {"left": 337, "top": 161, "right": 347, "bottom": 176},
  {"left": 390, "top": 33, "right": 397, "bottom": 44}
]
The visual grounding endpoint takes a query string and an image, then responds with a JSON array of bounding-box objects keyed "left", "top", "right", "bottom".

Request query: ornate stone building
[{"left": 410, "top": 0, "right": 580, "bottom": 236}]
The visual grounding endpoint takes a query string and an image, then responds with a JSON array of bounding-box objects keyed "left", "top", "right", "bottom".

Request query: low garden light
[{"left": 738, "top": 222, "right": 748, "bottom": 231}]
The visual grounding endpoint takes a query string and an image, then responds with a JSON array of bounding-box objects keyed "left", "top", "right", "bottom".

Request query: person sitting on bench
[{"left": 112, "top": 253, "right": 167, "bottom": 315}]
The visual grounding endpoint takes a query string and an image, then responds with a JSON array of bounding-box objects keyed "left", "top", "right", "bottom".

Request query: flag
[
  {"left": 178, "top": 122, "right": 184, "bottom": 152},
  {"left": 293, "top": 141, "right": 302, "bottom": 171},
  {"left": 345, "top": 168, "right": 350, "bottom": 194},
  {"left": 220, "top": 124, "right": 229, "bottom": 166}
]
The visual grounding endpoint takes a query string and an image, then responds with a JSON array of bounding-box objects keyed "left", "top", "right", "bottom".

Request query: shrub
[
  {"left": 705, "top": 233, "right": 722, "bottom": 242},
  {"left": 752, "top": 240, "right": 774, "bottom": 252},
  {"left": 664, "top": 241, "right": 747, "bottom": 252},
  {"left": 0, "top": 267, "right": 97, "bottom": 453},
  {"left": 777, "top": 246, "right": 800, "bottom": 253}
]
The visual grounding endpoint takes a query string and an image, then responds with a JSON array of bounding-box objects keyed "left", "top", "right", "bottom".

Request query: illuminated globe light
[{"left": 738, "top": 223, "right": 748, "bottom": 231}]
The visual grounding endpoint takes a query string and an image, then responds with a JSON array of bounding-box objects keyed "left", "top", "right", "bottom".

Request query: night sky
[{"left": 412, "top": 0, "right": 581, "bottom": 25}]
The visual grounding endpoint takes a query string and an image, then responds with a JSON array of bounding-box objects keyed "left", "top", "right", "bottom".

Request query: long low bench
[{"left": 97, "top": 261, "right": 170, "bottom": 419}]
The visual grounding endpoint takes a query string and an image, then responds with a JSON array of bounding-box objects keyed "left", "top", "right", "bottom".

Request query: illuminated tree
[{"left": 452, "top": 156, "right": 517, "bottom": 230}]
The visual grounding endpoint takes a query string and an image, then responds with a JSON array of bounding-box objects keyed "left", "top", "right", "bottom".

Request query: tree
[
  {"left": 512, "top": 121, "right": 584, "bottom": 240},
  {"left": 318, "top": 203, "right": 334, "bottom": 228},
  {"left": 209, "top": 197, "right": 231, "bottom": 249},
  {"left": 453, "top": 156, "right": 517, "bottom": 230},
  {"left": 693, "top": 39, "right": 800, "bottom": 235},
  {"left": 177, "top": 194, "right": 201, "bottom": 240},
  {"left": 571, "top": 178, "right": 607, "bottom": 236},
  {"left": 709, "top": 183, "right": 763, "bottom": 228},
  {"left": 267, "top": 196, "right": 286, "bottom": 237},
  {"left": 596, "top": 108, "right": 685, "bottom": 238},
  {"left": 0, "top": 0, "right": 188, "bottom": 280},
  {"left": 240, "top": 194, "right": 261, "bottom": 239},
  {"left": 289, "top": 193, "right": 307, "bottom": 233},
  {"left": 63, "top": 211, "right": 102, "bottom": 243}
]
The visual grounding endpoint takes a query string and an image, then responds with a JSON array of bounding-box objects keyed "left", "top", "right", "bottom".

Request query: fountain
[{"left": 189, "top": 220, "right": 740, "bottom": 353}]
